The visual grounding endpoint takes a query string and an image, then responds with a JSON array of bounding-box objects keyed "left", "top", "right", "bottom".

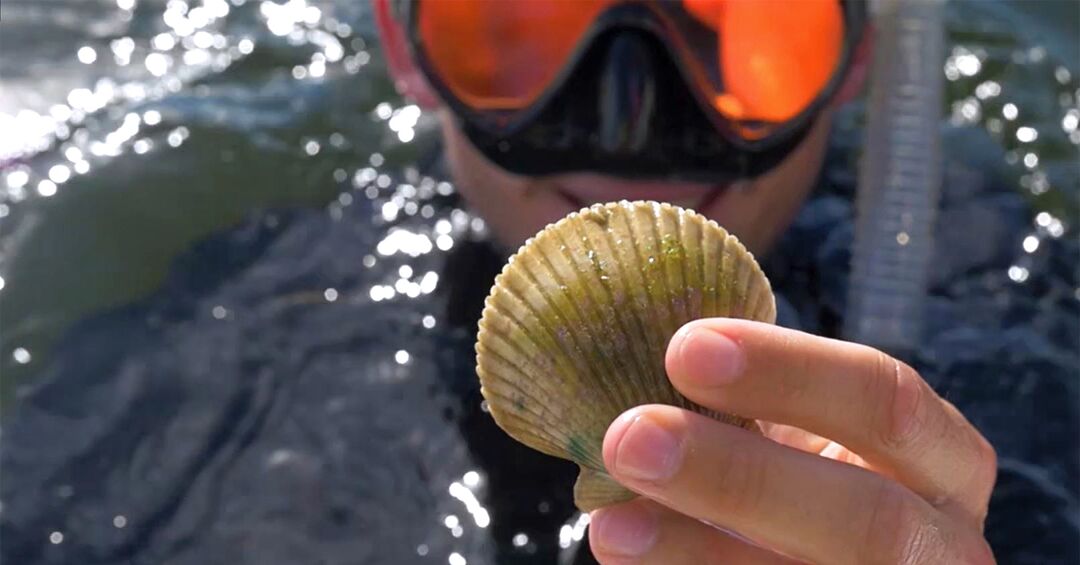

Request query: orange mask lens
[
  {"left": 418, "top": 0, "right": 614, "bottom": 110},
  {"left": 689, "top": 0, "right": 844, "bottom": 125}
]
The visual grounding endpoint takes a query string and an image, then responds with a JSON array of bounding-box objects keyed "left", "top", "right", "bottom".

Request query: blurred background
[{"left": 0, "top": 0, "right": 1077, "bottom": 564}]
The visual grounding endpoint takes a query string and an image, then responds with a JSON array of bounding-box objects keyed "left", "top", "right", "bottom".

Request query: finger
[
  {"left": 761, "top": 423, "right": 874, "bottom": 470},
  {"left": 588, "top": 498, "right": 801, "bottom": 565},
  {"left": 759, "top": 422, "right": 832, "bottom": 454},
  {"left": 665, "top": 319, "right": 997, "bottom": 520},
  {"left": 603, "top": 405, "right": 996, "bottom": 565}
]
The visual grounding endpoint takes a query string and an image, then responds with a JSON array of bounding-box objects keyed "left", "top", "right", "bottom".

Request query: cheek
[
  {"left": 440, "top": 116, "right": 576, "bottom": 247},
  {"left": 700, "top": 115, "right": 833, "bottom": 254}
]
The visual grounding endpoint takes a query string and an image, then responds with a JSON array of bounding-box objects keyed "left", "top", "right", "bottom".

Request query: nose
[{"left": 597, "top": 31, "right": 658, "bottom": 155}]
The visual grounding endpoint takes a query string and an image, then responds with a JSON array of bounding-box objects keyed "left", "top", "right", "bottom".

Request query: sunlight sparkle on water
[
  {"left": 449, "top": 481, "right": 490, "bottom": 528},
  {"left": 369, "top": 285, "right": 395, "bottom": 301},
  {"left": 6, "top": 170, "right": 29, "bottom": 189},
  {"left": 975, "top": 80, "right": 1000, "bottom": 99},
  {"left": 1063, "top": 110, "right": 1079, "bottom": 133},
  {"left": 1008, "top": 266, "right": 1029, "bottom": 283},
  {"left": 375, "top": 103, "right": 393, "bottom": 120},
  {"left": 77, "top": 46, "right": 98, "bottom": 64},
  {"left": 153, "top": 32, "right": 177, "bottom": 51},
  {"left": 559, "top": 513, "right": 591, "bottom": 548},
  {"left": 419, "top": 272, "right": 438, "bottom": 294},
  {"left": 1016, "top": 127, "right": 1038, "bottom": 143},
  {"left": 48, "top": 165, "right": 71, "bottom": 184},
  {"left": 148, "top": 50, "right": 175, "bottom": 74},
  {"left": 376, "top": 230, "right": 433, "bottom": 257}
]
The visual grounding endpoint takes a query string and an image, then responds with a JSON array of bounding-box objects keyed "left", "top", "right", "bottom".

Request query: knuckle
[
  {"left": 970, "top": 433, "right": 999, "bottom": 510},
  {"left": 873, "top": 352, "right": 923, "bottom": 450},
  {"left": 974, "top": 432, "right": 998, "bottom": 477},
  {"left": 967, "top": 538, "right": 998, "bottom": 565},
  {"left": 862, "top": 483, "right": 947, "bottom": 565},
  {"left": 942, "top": 400, "right": 999, "bottom": 513}
]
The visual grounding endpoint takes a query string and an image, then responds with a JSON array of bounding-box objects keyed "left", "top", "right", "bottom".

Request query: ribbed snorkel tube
[{"left": 844, "top": 0, "right": 946, "bottom": 359}]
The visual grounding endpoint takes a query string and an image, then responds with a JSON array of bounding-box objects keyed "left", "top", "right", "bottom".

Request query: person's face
[{"left": 441, "top": 109, "right": 835, "bottom": 256}]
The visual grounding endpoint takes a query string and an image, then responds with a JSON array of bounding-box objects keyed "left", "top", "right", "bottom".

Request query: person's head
[{"left": 376, "top": 0, "right": 872, "bottom": 254}]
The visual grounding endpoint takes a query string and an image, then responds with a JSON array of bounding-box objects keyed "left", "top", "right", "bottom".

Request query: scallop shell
[{"left": 475, "top": 200, "right": 776, "bottom": 512}]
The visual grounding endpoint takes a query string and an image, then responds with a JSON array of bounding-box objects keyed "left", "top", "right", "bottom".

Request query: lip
[{"left": 549, "top": 173, "right": 731, "bottom": 212}]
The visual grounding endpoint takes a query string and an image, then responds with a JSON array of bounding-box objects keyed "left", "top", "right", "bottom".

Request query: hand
[{"left": 587, "top": 319, "right": 998, "bottom": 564}]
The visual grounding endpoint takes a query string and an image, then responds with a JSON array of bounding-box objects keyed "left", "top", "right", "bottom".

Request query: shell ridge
[
  {"left": 487, "top": 283, "right": 575, "bottom": 379},
  {"left": 540, "top": 227, "right": 629, "bottom": 415},
  {"left": 574, "top": 466, "right": 636, "bottom": 512},
  {"left": 656, "top": 203, "right": 692, "bottom": 409},
  {"left": 671, "top": 206, "right": 699, "bottom": 412},
  {"left": 487, "top": 278, "right": 594, "bottom": 431},
  {"left": 702, "top": 216, "right": 721, "bottom": 316},
  {"left": 589, "top": 201, "right": 664, "bottom": 413},
  {"left": 475, "top": 200, "right": 778, "bottom": 512},
  {"left": 717, "top": 229, "right": 734, "bottom": 317},
  {"left": 746, "top": 260, "right": 772, "bottom": 323},
  {"left": 755, "top": 258, "right": 778, "bottom": 323},
  {"left": 640, "top": 202, "right": 682, "bottom": 406},
  {"left": 513, "top": 253, "right": 605, "bottom": 391},
  {"left": 477, "top": 330, "right": 544, "bottom": 392},
  {"left": 479, "top": 336, "right": 601, "bottom": 467},
  {"left": 732, "top": 237, "right": 754, "bottom": 320},
  {"left": 643, "top": 202, "right": 678, "bottom": 340},
  {"left": 614, "top": 202, "right": 670, "bottom": 406},
  {"left": 477, "top": 296, "right": 551, "bottom": 372},
  {"left": 558, "top": 217, "right": 639, "bottom": 412},
  {"left": 481, "top": 384, "right": 580, "bottom": 454},
  {"left": 681, "top": 207, "right": 706, "bottom": 321},
  {"left": 661, "top": 203, "right": 692, "bottom": 325},
  {"left": 476, "top": 322, "right": 569, "bottom": 453},
  {"left": 590, "top": 209, "right": 657, "bottom": 409},
  {"left": 672, "top": 209, "right": 697, "bottom": 413},
  {"left": 512, "top": 247, "right": 615, "bottom": 453}
]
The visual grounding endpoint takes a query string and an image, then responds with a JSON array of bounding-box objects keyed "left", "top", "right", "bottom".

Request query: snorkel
[{"left": 844, "top": 0, "right": 945, "bottom": 358}]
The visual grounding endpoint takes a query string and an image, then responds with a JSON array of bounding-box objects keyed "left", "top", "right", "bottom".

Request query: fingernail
[
  {"left": 677, "top": 327, "right": 745, "bottom": 385},
  {"left": 610, "top": 414, "right": 682, "bottom": 482},
  {"left": 590, "top": 505, "right": 658, "bottom": 557}
]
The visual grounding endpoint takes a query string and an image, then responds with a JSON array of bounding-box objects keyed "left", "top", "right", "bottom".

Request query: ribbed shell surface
[{"left": 476, "top": 201, "right": 776, "bottom": 510}]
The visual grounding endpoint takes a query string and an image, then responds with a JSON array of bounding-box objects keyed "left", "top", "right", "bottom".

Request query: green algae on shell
[{"left": 475, "top": 200, "right": 776, "bottom": 511}]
